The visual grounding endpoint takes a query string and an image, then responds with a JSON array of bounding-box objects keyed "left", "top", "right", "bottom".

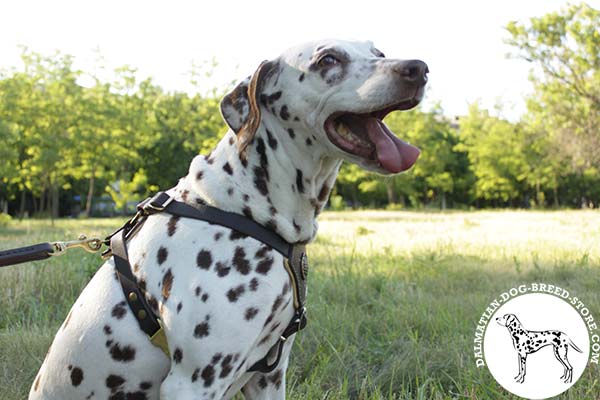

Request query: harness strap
[
  {"left": 138, "top": 192, "right": 292, "bottom": 258},
  {"left": 107, "top": 191, "right": 309, "bottom": 373}
]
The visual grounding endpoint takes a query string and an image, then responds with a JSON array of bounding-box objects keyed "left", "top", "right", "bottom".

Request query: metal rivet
[
  {"left": 128, "top": 292, "right": 138, "bottom": 302},
  {"left": 138, "top": 310, "right": 147, "bottom": 320}
]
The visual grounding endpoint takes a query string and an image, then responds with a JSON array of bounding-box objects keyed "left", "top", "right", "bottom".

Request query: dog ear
[{"left": 220, "top": 60, "right": 276, "bottom": 156}]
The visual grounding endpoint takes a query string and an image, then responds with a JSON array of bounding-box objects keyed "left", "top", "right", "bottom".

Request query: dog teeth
[{"left": 336, "top": 122, "right": 352, "bottom": 138}]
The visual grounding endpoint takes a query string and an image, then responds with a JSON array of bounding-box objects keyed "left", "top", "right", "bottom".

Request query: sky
[{"left": 1, "top": 0, "right": 597, "bottom": 120}]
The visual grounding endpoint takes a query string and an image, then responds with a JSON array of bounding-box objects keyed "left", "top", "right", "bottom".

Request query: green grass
[{"left": 1, "top": 211, "right": 599, "bottom": 399}]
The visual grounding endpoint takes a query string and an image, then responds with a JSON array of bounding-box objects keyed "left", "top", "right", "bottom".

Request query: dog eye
[{"left": 318, "top": 54, "right": 340, "bottom": 67}]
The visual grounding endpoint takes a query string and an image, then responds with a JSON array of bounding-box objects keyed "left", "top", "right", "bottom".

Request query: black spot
[
  {"left": 245, "top": 307, "right": 259, "bottom": 320},
  {"left": 157, "top": 247, "right": 168, "bottom": 265},
  {"left": 162, "top": 269, "right": 174, "bottom": 300},
  {"left": 233, "top": 247, "right": 251, "bottom": 275},
  {"left": 215, "top": 261, "right": 231, "bottom": 277},
  {"left": 258, "top": 376, "right": 268, "bottom": 389},
  {"left": 196, "top": 171, "right": 204, "bottom": 180},
  {"left": 318, "top": 184, "right": 330, "bottom": 202},
  {"left": 280, "top": 105, "right": 290, "bottom": 120},
  {"left": 70, "top": 366, "right": 84, "bottom": 386},
  {"left": 269, "top": 370, "right": 283, "bottom": 389},
  {"left": 255, "top": 245, "right": 272, "bottom": 259},
  {"left": 265, "top": 219, "right": 277, "bottom": 232},
  {"left": 220, "top": 354, "right": 234, "bottom": 378},
  {"left": 287, "top": 128, "right": 295, "bottom": 139},
  {"left": 111, "top": 302, "right": 127, "bottom": 319},
  {"left": 305, "top": 137, "right": 312, "bottom": 146},
  {"left": 265, "top": 129, "right": 278, "bottom": 150},
  {"left": 177, "top": 302, "right": 183, "bottom": 313},
  {"left": 212, "top": 353, "right": 223, "bottom": 364},
  {"left": 110, "top": 343, "right": 136, "bottom": 362},
  {"left": 194, "top": 321, "right": 210, "bottom": 338},
  {"left": 104, "top": 325, "right": 112, "bottom": 335},
  {"left": 227, "top": 187, "right": 234, "bottom": 196},
  {"left": 173, "top": 348, "right": 183, "bottom": 364},
  {"left": 256, "top": 258, "right": 273, "bottom": 275},
  {"left": 201, "top": 365, "right": 215, "bottom": 387},
  {"left": 167, "top": 216, "right": 180, "bottom": 237},
  {"left": 296, "top": 169, "right": 305, "bottom": 193},
  {"left": 214, "top": 232, "right": 223, "bottom": 241},
  {"left": 195, "top": 286, "right": 202, "bottom": 297},
  {"left": 269, "top": 206, "right": 277, "bottom": 216},
  {"left": 106, "top": 374, "right": 125, "bottom": 389},
  {"left": 299, "top": 72, "right": 305, "bottom": 82},
  {"left": 256, "top": 137, "right": 270, "bottom": 179},
  {"left": 201, "top": 293, "right": 209, "bottom": 302},
  {"left": 226, "top": 284, "right": 246, "bottom": 302},
  {"left": 249, "top": 278, "right": 259, "bottom": 291},
  {"left": 192, "top": 368, "right": 200, "bottom": 382},
  {"left": 272, "top": 295, "right": 284, "bottom": 312},
  {"left": 243, "top": 206, "right": 253, "bottom": 220},
  {"left": 197, "top": 250, "right": 213, "bottom": 269},
  {"left": 140, "top": 382, "right": 152, "bottom": 390},
  {"left": 253, "top": 166, "right": 269, "bottom": 196},
  {"left": 223, "top": 162, "right": 233, "bottom": 175},
  {"left": 243, "top": 194, "right": 250, "bottom": 202},
  {"left": 229, "top": 230, "right": 248, "bottom": 240}
]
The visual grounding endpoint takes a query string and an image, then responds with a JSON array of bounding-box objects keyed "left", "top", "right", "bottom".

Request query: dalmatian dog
[
  {"left": 496, "top": 314, "right": 583, "bottom": 383},
  {"left": 29, "top": 39, "right": 428, "bottom": 400}
]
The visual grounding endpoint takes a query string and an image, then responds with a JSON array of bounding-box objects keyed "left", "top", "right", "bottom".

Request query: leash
[
  {"left": 0, "top": 235, "right": 103, "bottom": 267},
  {"left": 0, "top": 192, "right": 308, "bottom": 374}
]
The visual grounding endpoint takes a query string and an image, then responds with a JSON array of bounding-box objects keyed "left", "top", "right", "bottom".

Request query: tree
[{"left": 506, "top": 2, "right": 600, "bottom": 205}]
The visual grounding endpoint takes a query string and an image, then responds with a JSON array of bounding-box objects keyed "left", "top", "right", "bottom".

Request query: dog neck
[{"left": 180, "top": 122, "right": 341, "bottom": 244}]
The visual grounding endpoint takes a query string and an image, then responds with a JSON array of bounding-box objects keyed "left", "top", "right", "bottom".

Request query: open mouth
[{"left": 324, "top": 98, "right": 421, "bottom": 173}]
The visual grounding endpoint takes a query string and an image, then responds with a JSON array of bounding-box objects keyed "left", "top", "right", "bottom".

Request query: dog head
[
  {"left": 220, "top": 39, "right": 428, "bottom": 174},
  {"left": 496, "top": 313, "right": 520, "bottom": 328}
]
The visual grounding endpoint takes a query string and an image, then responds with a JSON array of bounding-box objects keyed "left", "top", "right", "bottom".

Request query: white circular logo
[{"left": 483, "top": 293, "right": 589, "bottom": 399}]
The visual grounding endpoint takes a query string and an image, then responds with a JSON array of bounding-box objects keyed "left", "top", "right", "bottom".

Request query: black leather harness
[{"left": 104, "top": 192, "right": 308, "bottom": 374}]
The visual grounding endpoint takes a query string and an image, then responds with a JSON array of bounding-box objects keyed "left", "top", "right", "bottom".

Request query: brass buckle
[{"left": 150, "top": 319, "right": 170, "bottom": 357}]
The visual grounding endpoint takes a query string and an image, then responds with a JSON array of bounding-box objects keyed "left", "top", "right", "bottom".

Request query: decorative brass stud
[
  {"left": 138, "top": 310, "right": 147, "bottom": 320},
  {"left": 128, "top": 292, "right": 138, "bottom": 302}
]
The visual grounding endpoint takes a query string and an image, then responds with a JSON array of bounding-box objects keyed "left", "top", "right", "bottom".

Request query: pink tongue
[{"left": 365, "top": 118, "right": 420, "bottom": 173}]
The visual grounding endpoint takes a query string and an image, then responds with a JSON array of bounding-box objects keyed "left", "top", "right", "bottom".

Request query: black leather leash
[
  {"left": 0, "top": 236, "right": 103, "bottom": 267},
  {"left": 105, "top": 191, "right": 308, "bottom": 373}
]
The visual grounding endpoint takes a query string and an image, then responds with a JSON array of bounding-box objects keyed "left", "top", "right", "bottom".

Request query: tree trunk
[
  {"left": 51, "top": 183, "right": 59, "bottom": 221},
  {"left": 19, "top": 190, "right": 26, "bottom": 220},
  {"left": 385, "top": 180, "right": 397, "bottom": 205},
  {"left": 85, "top": 172, "right": 95, "bottom": 218},
  {"left": 441, "top": 193, "right": 447, "bottom": 210}
]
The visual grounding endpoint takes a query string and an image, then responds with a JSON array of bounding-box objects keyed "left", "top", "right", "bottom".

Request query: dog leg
[
  {"left": 553, "top": 347, "right": 569, "bottom": 380},
  {"left": 557, "top": 346, "right": 573, "bottom": 383},
  {"left": 241, "top": 339, "right": 294, "bottom": 400},
  {"left": 516, "top": 354, "right": 527, "bottom": 383}
]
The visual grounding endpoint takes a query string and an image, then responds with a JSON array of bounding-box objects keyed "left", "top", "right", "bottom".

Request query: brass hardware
[
  {"left": 128, "top": 292, "right": 138, "bottom": 302},
  {"left": 50, "top": 235, "right": 103, "bottom": 256},
  {"left": 150, "top": 320, "right": 170, "bottom": 357},
  {"left": 137, "top": 310, "right": 147, "bottom": 320}
]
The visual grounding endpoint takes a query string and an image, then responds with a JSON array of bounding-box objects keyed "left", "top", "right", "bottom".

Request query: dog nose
[{"left": 396, "top": 60, "right": 428, "bottom": 85}]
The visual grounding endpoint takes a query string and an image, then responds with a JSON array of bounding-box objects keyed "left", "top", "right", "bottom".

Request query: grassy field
[{"left": 1, "top": 211, "right": 599, "bottom": 399}]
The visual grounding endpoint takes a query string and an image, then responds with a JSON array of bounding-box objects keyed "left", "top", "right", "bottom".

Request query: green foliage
[
  {"left": 0, "top": 213, "right": 11, "bottom": 227},
  {"left": 506, "top": 2, "right": 600, "bottom": 206},
  {"left": 1, "top": 3, "right": 599, "bottom": 213},
  {"left": 105, "top": 169, "right": 158, "bottom": 212}
]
